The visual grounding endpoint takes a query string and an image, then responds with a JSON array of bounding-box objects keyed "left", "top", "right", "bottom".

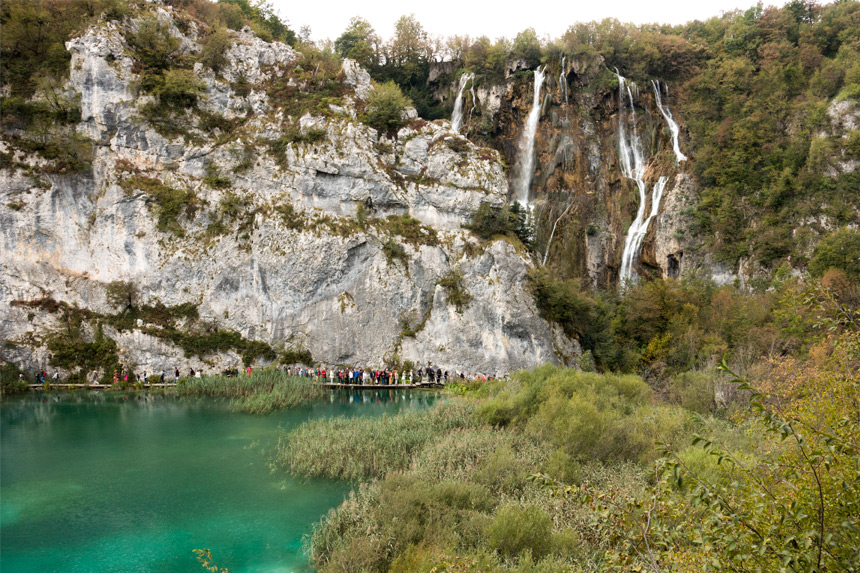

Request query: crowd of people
[
  {"left": 28, "top": 365, "right": 502, "bottom": 387},
  {"left": 280, "top": 365, "right": 502, "bottom": 385}
]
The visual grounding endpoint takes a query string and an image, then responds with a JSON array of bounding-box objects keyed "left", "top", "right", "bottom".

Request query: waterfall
[
  {"left": 619, "top": 176, "right": 668, "bottom": 285},
  {"left": 511, "top": 66, "right": 546, "bottom": 206},
  {"left": 616, "top": 71, "right": 669, "bottom": 287},
  {"left": 468, "top": 79, "right": 477, "bottom": 122},
  {"left": 451, "top": 72, "right": 474, "bottom": 133},
  {"left": 559, "top": 56, "right": 568, "bottom": 104},
  {"left": 652, "top": 80, "right": 687, "bottom": 163}
]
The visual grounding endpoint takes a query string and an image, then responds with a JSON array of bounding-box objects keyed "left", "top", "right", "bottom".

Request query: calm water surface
[{"left": 1, "top": 388, "right": 438, "bottom": 572}]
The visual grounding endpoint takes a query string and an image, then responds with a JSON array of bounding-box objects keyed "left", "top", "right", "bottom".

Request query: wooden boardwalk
[
  {"left": 26, "top": 382, "right": 443, "bottom": 391},
  {"left": 27, "top": 383, "right": 178, "bottom": 390},
  {"left": 320, "top": 382, "right": 443, "bottom": 389}
]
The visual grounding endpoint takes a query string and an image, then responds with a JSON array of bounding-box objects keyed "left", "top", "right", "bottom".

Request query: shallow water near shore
[{"left": 1, "top": 388, "right": 439, "bottom": 572}]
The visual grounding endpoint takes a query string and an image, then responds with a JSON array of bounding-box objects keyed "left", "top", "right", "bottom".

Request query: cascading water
[
  {"left": 616, "top": 71, "right": 671, "bottom": 287},
  {"left": 468, "top": 79, "right": 477, "bottom": 122},
  {"left": 511, "top": 66, "right": 546, "bottom": 206},
  {"left": 652, "top": 80, "right": 687, "bottom": 163},
  {"left": 451, "top": 72, "right": 474, "bottom": 133},
  {"left": 619, "top": 176, "right": 668, "bottom": 285},
  {"left": 559, "top": 56, "right": 568, "bottom": 104}
]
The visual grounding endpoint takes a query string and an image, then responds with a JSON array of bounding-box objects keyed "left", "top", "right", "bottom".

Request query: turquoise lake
[{"left": 1, "top": 389, "right": 439, "bottom": 572}]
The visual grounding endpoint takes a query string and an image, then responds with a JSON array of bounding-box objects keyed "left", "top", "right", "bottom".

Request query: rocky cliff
[
  {"left": 434, "top": 52, "right": 860, "bottom": 289},
  {"left": 0, "top": 6, "right": 576, "bottom": 378},
  {"left": 433, "top": 56, "right": 703, "bottom": 287}
]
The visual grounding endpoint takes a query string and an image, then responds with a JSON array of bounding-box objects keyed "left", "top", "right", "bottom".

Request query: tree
[
  {"left": 386, "top": 14, "right": 429, "bottom": 86},
  {"left": 364, "top": 81, "right": 411, "bottom": 133},
  {"left": 512, "top": 28, "right": 542, "bottom": 68},
  {"left": 218, "top": 0, "right": 296, "bottom": 45},
  {"left": 334, "top": 17, "right": 380, "bottom": 70},
  {"left": 154, "top": 68, "right": 205, "bottom": 108}
]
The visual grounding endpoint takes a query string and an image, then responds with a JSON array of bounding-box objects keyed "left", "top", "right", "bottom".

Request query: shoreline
[{"left": 20, "top": 381, "right": 445, "bottom": 392}]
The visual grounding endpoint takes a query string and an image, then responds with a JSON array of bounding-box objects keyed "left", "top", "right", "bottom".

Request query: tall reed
[
  {"left": 175, "top": 370, "right": 323, "bottom": 413},
  {"left": 274, "top": 401, "right": 475, "bottom": 480}
]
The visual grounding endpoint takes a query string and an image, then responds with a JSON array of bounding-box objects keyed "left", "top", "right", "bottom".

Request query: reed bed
[
  {"left": 274, "top": 401, "right": 475, "bottom": 481},
  {"left": 175, "top": 370, "right": 323, "bottom": 413}
]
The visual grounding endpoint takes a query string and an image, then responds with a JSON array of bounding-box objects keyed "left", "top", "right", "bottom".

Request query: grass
[
  {"left": 274, "top": 401, "right": 476, "bottom": 481},
  {"left": 175, "top": 370, "right": 323, "bottom": 413}
]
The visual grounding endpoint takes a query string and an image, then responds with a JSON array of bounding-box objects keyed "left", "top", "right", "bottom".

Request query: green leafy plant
[
  {"left": 436, "top": 269, "right": 473, "bottom": 313},
  {"left": 363, "top": 81, "right": 412, "bottom": 134}
]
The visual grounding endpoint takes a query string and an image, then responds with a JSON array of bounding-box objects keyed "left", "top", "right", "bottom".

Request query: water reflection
[{"left": 0, "top": 387, "right": 440, "bottom": 572}]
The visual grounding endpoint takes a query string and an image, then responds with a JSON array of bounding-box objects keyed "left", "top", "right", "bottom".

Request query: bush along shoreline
[{"left": 274, "top": 321, "right": 859, "bottom": 571}]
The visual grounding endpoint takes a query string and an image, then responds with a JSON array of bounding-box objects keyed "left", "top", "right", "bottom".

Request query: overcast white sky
[{"left": 271, "top": 0, "right": 792, "bottom": 43}]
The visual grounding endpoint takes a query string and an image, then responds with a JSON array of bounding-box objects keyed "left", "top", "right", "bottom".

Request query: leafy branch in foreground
[
  {"left": 193, "top": 548, "right": 228, "bottom": 573},
  {"left": 530, "top": 336, "right": 860, "bottom": 572}
]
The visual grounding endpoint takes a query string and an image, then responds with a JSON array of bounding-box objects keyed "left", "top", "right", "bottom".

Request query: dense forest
[{"left": 1, "top": 0, "right": 859, "bottom": 571}]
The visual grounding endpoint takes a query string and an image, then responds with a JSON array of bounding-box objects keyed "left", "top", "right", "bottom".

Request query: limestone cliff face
[{"left": 0, "top": 7, "right": 576, "bottom": 376}]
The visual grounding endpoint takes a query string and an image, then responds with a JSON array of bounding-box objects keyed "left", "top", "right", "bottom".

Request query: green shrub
[
  {"left": 203, "top": 165, "right": 231, "bottom": 189},
  {"left": 273, "top": 202, "right": 305, "bottom": 230},
  {"left": 120, "top": 176, "right": 198, "bottom": 236},
  {"left": 808, "top": 227, "right": 860, "bottom": 280},
  {"left": 105, "top": 280, "right": 137, "bottom": 311},
  {"left": 1, "top": 361, "right": 28, "bottom": 394},
  {"left": 364, "top": 81, "right": 412, "bottom": 133},
  {"left": 198, "top": 27, "right": 233, "bottom": 72},
  {"left": 466, "top": 202, "right": 525, "bottom": 243},
  {"left": 528, "top": 268, "right": 597, "bottom": 339},
  {"left": 382, "top": 239, "right": 409, "bottom": 267},
  {"left": 279, "top": 346, "right": 313, "bottom": 365},
  {"left": 152, "top": 68, "right": 205, "bottom": 109},
  {"left": 666, "top": 370, "right": 717, "bottom": 414},
  {"left": 265, "top": 125, "right": 327, "bottom": 167},
  {"left": 128, "top": 15, "right": 181, "bottom": 72},
  {"left": 475, "top": 365, "right": 686, "bottom": 464},
  {"left": 45, "top": 322, "right": 124, "bottom": 384},
  {"left": 436, "top": 269, "right": 473, "bottom": 313},
  {"left": 378, "top": 213, "right": 438, "bottom": 246},
  {"left": 484, "top": 504, "right": 553, "bottom": 560}
]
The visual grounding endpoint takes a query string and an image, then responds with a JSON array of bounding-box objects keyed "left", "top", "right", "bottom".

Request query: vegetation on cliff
[{"left": 10, "top": 290, "right": 278, "bottom": 383}]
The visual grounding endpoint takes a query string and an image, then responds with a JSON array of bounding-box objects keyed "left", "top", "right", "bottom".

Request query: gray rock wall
[{"left": 0, "top": 7, "right": 576, "bottom": 376}]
